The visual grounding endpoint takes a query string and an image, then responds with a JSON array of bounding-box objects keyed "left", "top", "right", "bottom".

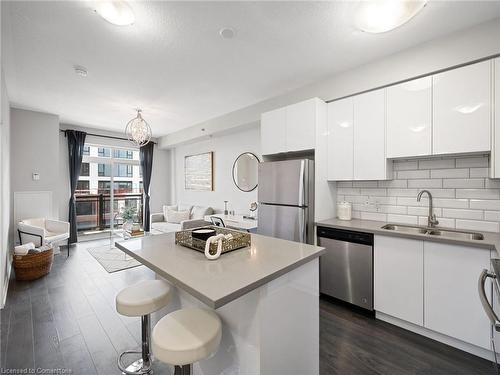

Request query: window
[
  {"left": 98, "top": 181, "right": 111, "bottom": 193},
  {"left": 80, "top": 162, "right": 90, "bottom": 176},
  {"left": 83, "top": 146, "right": 90, "bottom": 156},
  {"left": 114, "top": 181, "right": 133, "bottom": 192},
  {"left": 98, "top": 147, "right": 111, "bottom": 157},
  {"left": 113, "top": 149, "right": 133, "bottom": 159},
  {"left": 76, "top": 180, "right": 89, "bottom": 192},
  {"left": 114, "top": 164, "right": 133, "bottom": 177},
  {"left": 98, "top": 164, "right": 111, "bottom": 177}
]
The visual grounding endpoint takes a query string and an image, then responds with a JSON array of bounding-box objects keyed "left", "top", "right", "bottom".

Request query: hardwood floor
[{"left": 0, "top": 238, "right": 497, "bottom": 374}]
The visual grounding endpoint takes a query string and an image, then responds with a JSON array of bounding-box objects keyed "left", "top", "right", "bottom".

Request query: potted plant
[{"left": 121, "top": 206, "right": 138, "bottom": 232}]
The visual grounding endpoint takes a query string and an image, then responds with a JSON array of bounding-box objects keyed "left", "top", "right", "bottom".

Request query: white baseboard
[
  {"left": 1, "top": 260, "right": 11, "bottom": 309},
  {"left": 376, "top": 311, "right": 495, "bottom": 361}
]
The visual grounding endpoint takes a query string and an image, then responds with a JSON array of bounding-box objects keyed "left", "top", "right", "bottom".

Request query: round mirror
[{"left": 232, "top": 152, "right": 260, "bottom": 192}]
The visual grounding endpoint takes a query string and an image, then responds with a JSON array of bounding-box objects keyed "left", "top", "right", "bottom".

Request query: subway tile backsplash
[{"left": 336, "top": 155, "right": 500, "bottom": 233}]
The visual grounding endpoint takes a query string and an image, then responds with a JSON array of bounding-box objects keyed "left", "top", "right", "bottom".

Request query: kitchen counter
[
  {"left": 316, "top": 218, "right": 500, "bottom": 254},
  {"left": 116, "top": 231, "right": 324, "bottom": 309},
  {"left": 116, "top": 231, "right": 324, "bottom": 374}
]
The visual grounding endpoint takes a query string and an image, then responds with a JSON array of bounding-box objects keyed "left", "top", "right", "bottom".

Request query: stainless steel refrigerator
[{"left": 257, "top": 159, "right": 314, "bottom": 244}]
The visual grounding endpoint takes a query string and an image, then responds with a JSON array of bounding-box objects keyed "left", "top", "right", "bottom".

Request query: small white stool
[
  {"left": 116, "top": 279, "right": 172, "bottom": 374},
  {"left": 152, "top": 308, "right": 222, "bottom": 375}
]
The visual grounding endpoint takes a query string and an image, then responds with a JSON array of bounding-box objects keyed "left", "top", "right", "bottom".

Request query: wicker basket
[{"left": 13, "top": 248, "right": 54, "bottom": 281}]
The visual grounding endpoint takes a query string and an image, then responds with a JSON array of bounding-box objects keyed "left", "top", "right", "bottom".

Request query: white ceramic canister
[{"left": 337, "top": 201, "right": 352, "bottom": 221}]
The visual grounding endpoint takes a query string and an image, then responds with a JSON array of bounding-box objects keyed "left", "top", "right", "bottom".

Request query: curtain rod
[{"left": 60, "top": 129, "right": 157, "bottom": 145}]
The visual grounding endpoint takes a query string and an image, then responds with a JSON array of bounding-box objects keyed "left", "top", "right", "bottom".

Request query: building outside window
[
  {"left": 76, "top": 180, "right": 89, "bottom": 192},
  {"left": 83, "top": 146, "right": 90, "bottom": 156},
  {"left": 80, "top": 162, "right": 90, "bottom": 176},
  {"left": 98, "top": 147, "right": 111, "bottom": 157},
  {"left": 113, "top": 149, "right": 133, "bottom": 159},
  {"left": 114, "top": 164, "right": 133, "bottom": 177},
  {"left": 98, "top": 163, "right": 112, "bottom": 177}
]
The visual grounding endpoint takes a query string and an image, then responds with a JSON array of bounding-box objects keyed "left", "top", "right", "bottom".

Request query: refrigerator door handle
[
  {"left": 298, "top": 207, "right": 305, "bottom": 243},
  {"left": 478, "top": 269, "right": 500, "bottom": 331},
  {"left": 298, "top": 160, "right": 305, "bottom": 206}
]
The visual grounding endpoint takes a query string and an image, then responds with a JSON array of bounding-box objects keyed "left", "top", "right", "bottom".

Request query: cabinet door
[
  {"left": 353, "top": 89, "right": 388, "bottom": 180},
  {"left": 492, "top": 58, "right": 500, "bottom": 178},
  {"left": 286, "top": 98, "right": 317, "bottom": 152},
  {"left": 433, "top": 61, "right": 491, "bottom": 155},
  {"left": 261, "top": 107, "right": 286, "bottom": 155},
  {"left": 424, "top": 241, "right": 491, "bottom": 349},
  {"left": 374, "top": 236, "right": 424, "bottom": 326},
  {"left": 386, "top": 77, "right": 432, "bottom": 158},
  {"left": 327, "top": 98, "right": 353, "bottom": 180}
]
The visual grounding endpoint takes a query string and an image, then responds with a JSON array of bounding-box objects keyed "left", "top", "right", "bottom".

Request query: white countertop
[{"left": 115, "top": 232, "right": 324, "bottom": 308}]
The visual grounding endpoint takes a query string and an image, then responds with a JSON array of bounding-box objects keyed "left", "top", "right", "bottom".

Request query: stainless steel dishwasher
[{"left": 317, "top": 226, "right": 374, "bottom": 310}]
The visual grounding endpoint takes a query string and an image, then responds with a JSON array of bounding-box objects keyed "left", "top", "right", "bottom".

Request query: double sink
[{"left": 381, "top": 224, "right": 484, "bottom": 241}]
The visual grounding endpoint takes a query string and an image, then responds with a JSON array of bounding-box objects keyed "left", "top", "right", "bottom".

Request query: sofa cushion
[
  {"left": 151, "top": 222, "right": 181, "bottom": 233},
  {"left": 191, "top": 206, "right": 213, "bottom": 220},
  {"left": 178, "top": 203, "right": 194, "bottom": 216},
  {"left": 163, "top": 205, "right": 178, "bottom": 219},
  {"left": 166, "top": 209, "right": 190, "bottom": 224}
]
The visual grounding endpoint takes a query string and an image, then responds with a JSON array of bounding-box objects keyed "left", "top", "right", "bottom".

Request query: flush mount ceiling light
[
  {"left": 125, "top": 109, "right": 152, "bottom": 147},
  {"left": 219, "top": 27, "right": 236, "bottom": 39},
  {"left": 94, "top": 1, "right": 135, "bottom": 26},
  {"left": 354, "top": 0, "right": 427, "bottom": 33}
]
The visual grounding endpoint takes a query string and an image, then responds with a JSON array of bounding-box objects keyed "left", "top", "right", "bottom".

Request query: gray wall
[
  {"left": 10, "top": 108, "right": 60, "bottom": 228},
  {"left": 1, "top": 68, "right": 11, "bottom": 307}
]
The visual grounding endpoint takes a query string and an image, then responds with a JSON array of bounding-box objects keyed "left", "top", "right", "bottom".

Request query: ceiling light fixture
[
  {"left": 94, "top": 1, "right": 135, "bottom": 26},
  {"left": 355, "top": 0, "right": 427, "bottom": 34},
  {"left": 219, "top": 27, "right": 236, "bottom": 39},
  {"left": 125, "top": 109, "right": 152, "bottom": 147}
]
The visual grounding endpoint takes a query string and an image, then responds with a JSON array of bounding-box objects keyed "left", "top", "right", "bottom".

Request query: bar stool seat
[
  {"left": 116, "top": 279, "right": 172, "bottom": 375},
  {"left": 116, "top": 279, "right": 171, "bottom": 317},
  {"left": 152, "top": 308, "right": 222, "bottom": 371}
]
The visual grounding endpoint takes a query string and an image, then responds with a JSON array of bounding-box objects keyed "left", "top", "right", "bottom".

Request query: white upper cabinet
[
  {"left": 491, "top": 58, "right": 500, "bottom": 178},
  {"left": 424, "top": 241, "right": 491, "bottom": 350},
  {"left": 286, "top": 98, "right": 318, "bottom": 152},
  {"left": 327, "top": 98, "right": 353, "bottom": 180},
  {"left": 260, "top": 98, "right": 324, "bottom": 155},
  {"left": 261, "top": 107, "right": 286, "bottom": 155},
  {"left": 374, "top": 236, "right": 424, "bottom": 326},
  {"left": 386, "top": 77, "right": 432, "bottom": 158},
  {"left": 353, "top": 89, "right": 390, "bottom": 180},
  {"left": 433, "top": 60, "right": 491, "bottom": 155}
]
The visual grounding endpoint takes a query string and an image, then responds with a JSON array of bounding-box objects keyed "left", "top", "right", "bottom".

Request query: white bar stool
[
  {"left": 116, "top": 279, "right": 172, "bottom": 374},
  {"left": 152, "top": 308, "right": 222, "bottom": 375}
]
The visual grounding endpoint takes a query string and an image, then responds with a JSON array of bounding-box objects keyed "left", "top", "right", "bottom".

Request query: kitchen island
[{"left": 116, "top": 231, "right": 324, "bottom": 375}]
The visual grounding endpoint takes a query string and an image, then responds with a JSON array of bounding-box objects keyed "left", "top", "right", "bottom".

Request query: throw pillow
[{"left": 166, "top": 209, "right": 190, "bottom": 224}]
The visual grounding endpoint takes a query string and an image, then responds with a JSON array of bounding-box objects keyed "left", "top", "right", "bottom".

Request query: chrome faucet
[{"left": 417, "top": 190, "right": 439, "bottom": 228}]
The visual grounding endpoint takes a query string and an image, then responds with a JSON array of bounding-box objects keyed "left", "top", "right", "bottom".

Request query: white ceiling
[{"left": 3, "top": 1, "right": 500, "bottom": 137}]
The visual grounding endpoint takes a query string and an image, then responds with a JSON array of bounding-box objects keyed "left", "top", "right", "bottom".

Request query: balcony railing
[{"left": 75, "top": 190, "right": 143, "bottom": 233}]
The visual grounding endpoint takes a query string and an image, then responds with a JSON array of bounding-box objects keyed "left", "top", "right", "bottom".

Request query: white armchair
[{"left": 18, "top": 218, "right": 70, "bottom": 249}]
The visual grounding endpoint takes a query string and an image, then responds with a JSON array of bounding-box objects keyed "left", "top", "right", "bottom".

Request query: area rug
[{"left": 88, "top": 245, "right": 141, "bottom": 273}]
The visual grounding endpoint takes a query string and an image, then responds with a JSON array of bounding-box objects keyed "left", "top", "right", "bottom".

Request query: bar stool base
[
  {"left": 123, "top": 358, "right": 152, "bottom": 375},
  {"left": 174, "top": 365, "right": 191, "bottom": 375}
]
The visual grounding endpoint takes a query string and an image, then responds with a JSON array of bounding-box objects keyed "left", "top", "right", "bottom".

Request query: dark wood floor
[{"left": 0, "top": 238, "right": 497, "bottom": 374}]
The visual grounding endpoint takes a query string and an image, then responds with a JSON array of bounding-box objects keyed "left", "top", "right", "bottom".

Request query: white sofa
[
  {"left": 150, "top": 204, "right": 213, "bottom": 233},
  {"left": 18, "top": 217, "right": 70, "bottom": 248}
]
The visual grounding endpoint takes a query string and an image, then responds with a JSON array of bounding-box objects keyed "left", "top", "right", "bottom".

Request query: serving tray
[{"left": 175, "top": 226, "right": 251, "bottom": 255}]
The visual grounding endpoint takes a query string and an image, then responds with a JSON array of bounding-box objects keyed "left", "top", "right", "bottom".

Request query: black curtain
[
  {"left": 67, "top": 130, "right": 87, "bottom": 243},
  {"left": 140, "top": 142, "right": 154, "bottom": 231}
]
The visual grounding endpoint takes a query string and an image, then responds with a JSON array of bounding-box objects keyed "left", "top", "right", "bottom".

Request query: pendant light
[{"left": 125, "top": 109, "right": 152, "bottom": 147}]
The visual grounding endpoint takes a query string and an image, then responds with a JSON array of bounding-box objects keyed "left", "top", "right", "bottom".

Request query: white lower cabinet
[
  {"left": 374, "top": 235, "right": 492, "bottom": 352},
  {"left": 423, "top": 241, "right": 491, "bottom": 350},
  {"left": 374, "top": 236, "right": 424, "bottom": 326}
]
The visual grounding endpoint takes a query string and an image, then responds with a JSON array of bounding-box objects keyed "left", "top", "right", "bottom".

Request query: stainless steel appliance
[
  {"left": 317, "top": 227, "right": 374, "bottom": 310},
  {"left": 257, "top": 159, "right": 314, "bottom": 244}
]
